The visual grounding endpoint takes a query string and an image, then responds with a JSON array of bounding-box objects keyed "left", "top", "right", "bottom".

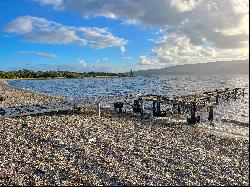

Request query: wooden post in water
[
  {"left": 177, "top": 103, "right": 181, "bottom": 114},
  {"left": 118, "top": 105, "right": 122, "bottom": 113},
  {"left": 157, "top": 96, "right": 161, "bottom": 113},
  {"left": 152, "top": 100, "right": 156, "bottom": 116},
  {"left": 190, "top": 101, "right": 196, "bottom": 122},
  {"left": 226, "top": 92, "right": 230, "bottom": 102},
  {"left": 215, "top": 89, "right": 219, "bottom": 105},
  {"left": 208, "top": 105, "right": 213, "bottom": 122},
  {"left": 242, "top": 88, "right": 245, "bottom": 97},
  {"left": 173, "top": 103, "right": 176, "bottom": 113},
  {"left": 187, "top": 101, "right": 197, "bottom": 125},
  {"left": 140, "top": 98, "right": 144, "bottom": 118},
  {"left": 234, "top": 89, "right": 237, "bottom": 100},
  {"left": 97, "top": 102, "right": 101, "bottom": 117}
]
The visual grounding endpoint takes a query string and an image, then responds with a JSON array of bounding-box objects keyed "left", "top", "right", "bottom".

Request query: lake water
[{"left": 8, "top": 74, "right": 249, "bottom": 138}]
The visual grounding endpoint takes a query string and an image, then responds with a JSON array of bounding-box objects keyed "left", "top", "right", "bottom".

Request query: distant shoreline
[{"left": 0, "top": 69, "right": 132, "bottom": 80}]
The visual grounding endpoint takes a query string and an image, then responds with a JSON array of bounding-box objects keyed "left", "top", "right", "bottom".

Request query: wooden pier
[
  {"left": 113, "top": 87, "right": 246, "bottom": 124},
  {"left": 0, "top": 102, "right": 81, "bottom": 118}
]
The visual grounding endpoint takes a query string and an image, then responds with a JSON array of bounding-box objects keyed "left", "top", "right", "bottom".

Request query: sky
[{"left": 0, "top": 0, "right": 249, "bottom": 72}]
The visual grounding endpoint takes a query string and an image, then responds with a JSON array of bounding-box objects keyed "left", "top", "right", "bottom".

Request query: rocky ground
[{"left": 0, "top": 80, "right": 249, "bottom": 186}]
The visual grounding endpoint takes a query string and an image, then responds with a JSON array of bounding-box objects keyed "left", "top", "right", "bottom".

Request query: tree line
[{"left": 0, "top": 69, "right": 132, "bottom": 79}]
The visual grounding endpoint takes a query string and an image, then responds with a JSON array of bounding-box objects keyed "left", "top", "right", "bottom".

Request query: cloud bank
[
  {"left": 34, "top": 0, "right": 248, "bottom": 65},
  {"left": 5, "top": 16, "right": 126, "bottom": 54}
]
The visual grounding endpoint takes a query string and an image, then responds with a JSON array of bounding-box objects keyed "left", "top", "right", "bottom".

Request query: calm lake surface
[{"left": 8, "top": 74, "right": 249, "bottom": 138}]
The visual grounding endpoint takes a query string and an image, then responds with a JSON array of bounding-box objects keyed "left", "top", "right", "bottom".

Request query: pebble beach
[{"left": 0, "top": 80, "right": 249, "bottom": 186}]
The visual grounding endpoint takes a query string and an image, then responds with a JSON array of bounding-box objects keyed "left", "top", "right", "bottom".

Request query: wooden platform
[
  {"left": 0, "top": 102, "right": 80, "bottom": 118},
  {"left": 113, "top": 87, "right": 246, "bottom": 124}
]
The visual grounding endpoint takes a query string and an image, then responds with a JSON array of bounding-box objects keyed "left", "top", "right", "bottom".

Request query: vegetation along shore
[{"left": 0, "top": 69, "right": 133, "bottom": 80}]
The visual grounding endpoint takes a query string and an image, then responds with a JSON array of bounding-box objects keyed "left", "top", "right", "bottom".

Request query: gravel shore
[{"left": 0, "top": 80, "right": 249, "bottom": 186}]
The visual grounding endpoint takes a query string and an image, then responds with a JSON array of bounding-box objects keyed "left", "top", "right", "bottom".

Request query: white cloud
[
  {"left": 122, "top": 56, "right": 133, "bottom": 60},
  {"left": 146, "top": 33, "right": 248, "bottom": 65},
  {"left": 17, "top": 50, "right": 58, "bottom": 58},
  {"left": 76, "top": 58, "right": 87, "bottom": 67},
  {"left": 120, "top": 46, "right": 126, "bottom": 56},
  {"left": 61, "top": 0, "right": 184, "bottom": 26},
  {"left": 153, "top": 34, "right": 218, "bottom": 63},
  {"left": 175, "top": 0, "right": 249, "bottom": 50},
  {"left": 139, "top": 56, "right": 159, "bottom": 65},
  {"left": 37, "top": 0, "right": 248, "bottom": 65},
  {"left": 5, "top": 16, "right": 35, "bottom": 34},
  {"left": 5, "top": 16, "right": 126, "bottom": 52},
  {"left": 80, "top": 27, "right": 126, "bottom": 49},
  {"left": 5, "top": 16, "right": 87, "bottom": 45},
  {"left": 32, "top": 0, "right": 63, "bottom": 9},
  {"left": 170, "top": 0, "right": 201, "bottom": 12},
  {"left": 95, "top": 57, "right": 110, "bottom": 64}
]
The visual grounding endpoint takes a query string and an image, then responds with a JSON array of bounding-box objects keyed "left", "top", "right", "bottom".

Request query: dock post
[
  {"left": 190, "top": 101, "right": 196, "bottom": 121},
  {"left": 234, "top": 89, "right": 237, "bottom": 100},
  {"left": 157, "top": 96, "right": 161, "bottom": 113},
  {"left": 215, "top": 89, "right": 219, "bottom": 105},
  {"left": 226, "top": 93, "right": 230, "bottom": 102},
  {"left": 187, "top": 101, "right": 197, "bottom": 124},
  {"left": 216, "top": 95, "right": 219, "bottom": 105},
  {"left": 118, "top": 106, "right": 122, "bottom": 113},
  {"left": 152, "top": 100, "right": 156, "bottom": 116},
  {"left": 208, "top": 106, "right": 213, "bottom": 122},
  {"left": 177, "top": 103, "right": 181, "bottom": 114},
  {"left": 97, "top": 102, "right": 101, "bottom": 117},
  {"left": 140, "top": 98, "right": 144, "bottom": 118},
  {"left": 242, "top": 88, "right": 245, "bottom": 97},
  {"left": 172, "top": 103, "right": 176, "bottom": 113}
]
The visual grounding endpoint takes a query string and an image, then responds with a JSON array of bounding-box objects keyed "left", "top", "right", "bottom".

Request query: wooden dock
[
  {"left": 113, "top": 87, "right": 246, "bottom": 124},
  {"left": 0, "top": 102, "right": 81, "bottom": 118}
]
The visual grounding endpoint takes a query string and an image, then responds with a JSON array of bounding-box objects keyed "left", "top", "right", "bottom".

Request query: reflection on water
[{"left": 9, "top": 74, "right": 249, "bottom": 138}]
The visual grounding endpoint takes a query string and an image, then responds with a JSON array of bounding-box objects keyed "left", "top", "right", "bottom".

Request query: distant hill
[{"left": 134, "top": 60, "right": 249, "bottom": 76}]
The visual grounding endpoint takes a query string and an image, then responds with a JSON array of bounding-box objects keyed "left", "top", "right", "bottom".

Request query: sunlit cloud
[
  {"left": 35, "top": 0, "right": 249, "bottom": 65},
  {"left": 76, "top": 58, "right": 87, "bottom": 67},
  {"left": 17, "top": 50, "right": 58, "bottom": 58},
  {"left": 5, "top": 16, "right": 126, "bottom": 52}
]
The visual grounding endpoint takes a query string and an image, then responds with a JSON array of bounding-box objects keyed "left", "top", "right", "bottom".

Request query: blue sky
[{"left": 0, "top": 0, "right": 248, "bottom": 72}]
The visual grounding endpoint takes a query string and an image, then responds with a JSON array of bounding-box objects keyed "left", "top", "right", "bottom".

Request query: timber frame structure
[{"left": 113, "top": 87, "right": 246, "bottom": 124}]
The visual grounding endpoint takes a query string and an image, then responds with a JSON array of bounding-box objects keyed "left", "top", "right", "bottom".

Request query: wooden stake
[
  {"left": 152, "top": 100, "right": 156, "bottom": 116},
  {"left": 157, "top": 96, "right": 161, "bottom": 113},
  {"left": 208, "top": 106, "right": 213, "bottom": 122},
  {"left": 140, "top": 99, "right": 144, "bottom": 118},
  {"left": 177, "top": 104, "right": 181, "bottom": 114},
  {"left": 97, "top": 102, "right": 101, "bottom": 117},
  {"left": 234, "top": 89, "right": 237, "bottom": 100}
]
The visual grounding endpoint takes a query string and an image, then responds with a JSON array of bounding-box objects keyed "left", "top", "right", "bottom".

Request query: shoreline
[{"left": 0, "top": 80, "right": 249, "bottom": 185}]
